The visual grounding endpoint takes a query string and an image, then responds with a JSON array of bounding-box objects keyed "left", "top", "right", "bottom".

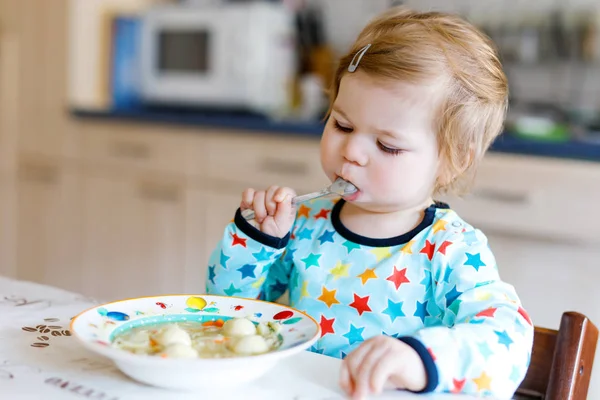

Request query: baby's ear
[{"left": 436, "top": 145, "right": 475, "bottom": 188}]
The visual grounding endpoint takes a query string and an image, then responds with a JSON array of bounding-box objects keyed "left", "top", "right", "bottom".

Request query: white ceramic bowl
[{"left": 70, "top": 294, "right": 320, "bottom": 390}]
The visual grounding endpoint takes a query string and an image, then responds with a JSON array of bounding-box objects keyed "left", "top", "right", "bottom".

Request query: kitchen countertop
[{"left": 72, "top": 108, "right": 600, "bottom": 163}]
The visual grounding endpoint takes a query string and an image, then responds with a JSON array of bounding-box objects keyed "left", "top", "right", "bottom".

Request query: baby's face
[{"left": 320, "top": 71, "right": 443, "bottom": 213}]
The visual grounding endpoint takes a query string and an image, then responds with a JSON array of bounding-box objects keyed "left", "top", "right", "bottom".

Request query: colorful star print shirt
[{"left": 206, "top": 199, "right": 534, "bottom": 397}]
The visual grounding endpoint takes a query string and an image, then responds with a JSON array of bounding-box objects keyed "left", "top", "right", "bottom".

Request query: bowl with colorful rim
[{"left": 70, "top": 294, "right": 320, "bottom": 390}]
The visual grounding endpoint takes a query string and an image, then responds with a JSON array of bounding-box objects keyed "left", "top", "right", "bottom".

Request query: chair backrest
[{"left": 516, "top": 311, "right": 599, "bottom": 400}]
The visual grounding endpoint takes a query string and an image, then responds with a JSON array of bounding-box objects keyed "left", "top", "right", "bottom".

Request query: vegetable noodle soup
[{"left": 112, "top": 317, "right": 283, "bottom": 359}]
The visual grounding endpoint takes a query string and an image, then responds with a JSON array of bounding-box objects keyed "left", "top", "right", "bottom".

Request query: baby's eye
[
  {"left": 333, "top": 120, "right": 353, "bottom": 133},
  {"left": 377, "top": 141, "right": 403, "bottom": 155}
]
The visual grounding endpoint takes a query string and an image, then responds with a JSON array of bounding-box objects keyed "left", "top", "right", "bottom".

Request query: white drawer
[
  {"left": 440, "top": 153, "right": 600, "bottom": 244},
  {"left": 204, "top": 131, "right": 329, "bottom": 194}
]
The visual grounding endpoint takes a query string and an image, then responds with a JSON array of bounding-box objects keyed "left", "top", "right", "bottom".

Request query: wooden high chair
[{"left": 515, "top": 311, "right": 598, "bottom": 400}]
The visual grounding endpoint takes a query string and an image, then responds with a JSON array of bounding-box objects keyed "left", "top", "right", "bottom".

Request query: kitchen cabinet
[
  {"left": 79, "top": 168, "right": 190, "bottom": 301},
  {"left": 16, "top": 0, "right": 80, "bottom": 159},
  {"left": 0, "top": 176, "right": 17, "bottom": 278},
  {"left": 15, "top": 157, "right": 83, "bottom": 292}
]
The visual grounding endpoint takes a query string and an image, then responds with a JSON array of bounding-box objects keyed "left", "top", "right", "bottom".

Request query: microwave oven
[{"left": 139, "top": 3, "right": 297, "bottom": 116}]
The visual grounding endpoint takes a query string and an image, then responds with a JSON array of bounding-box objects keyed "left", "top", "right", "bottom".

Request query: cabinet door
[
  {"left": 17, "top": 0, "right": 79, "bottom": 158},
  {"left": 16, "top": 158, "right": 82, "bottom": 292},
  {"left": 80, "top": 170, "right": 188, "bottom": 301},
  {"left": 0, "top": 32, "right": 19, "bottom": 174},
  {"left": 0, "top": 176, "right": 17, "bottom": 278},
  {"left": 182, "top": 184, "right": 207, "bottom": 294}
]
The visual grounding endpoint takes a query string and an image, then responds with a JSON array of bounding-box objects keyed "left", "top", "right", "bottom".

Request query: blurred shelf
[{"left": 71, "top": 108, "right": 600, "bottom": 163}]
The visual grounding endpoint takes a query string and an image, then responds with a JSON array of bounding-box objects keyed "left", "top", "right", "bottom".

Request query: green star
[
  {"left": 302, "top": 253, "right": 321, "bottom": 269},
  {"left": 343, "top": 241, "right": 361, "bottom": 253},
  {"left": 224, "top": 283, "right": 242, "bottom": 297}
]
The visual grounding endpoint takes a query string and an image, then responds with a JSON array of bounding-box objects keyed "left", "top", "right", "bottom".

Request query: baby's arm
[
  {"left": 205, "top": 208, "right": 293, "bottom": 301},
  {"left": 409, "top": 229, "right": 534, "bottom": 397}
]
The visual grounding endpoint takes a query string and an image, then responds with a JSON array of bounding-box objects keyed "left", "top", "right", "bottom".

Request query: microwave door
[{"left": 141, "top": 16, "right": 245, "bottom": 107}]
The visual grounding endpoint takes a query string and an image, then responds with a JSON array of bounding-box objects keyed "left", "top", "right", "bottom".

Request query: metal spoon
[{"left": 241, "top": 177, "right": 358, "bottom": 221}]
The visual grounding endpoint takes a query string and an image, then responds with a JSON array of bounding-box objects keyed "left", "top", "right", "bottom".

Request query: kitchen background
[{"left": 1, "top": 0, "right": 600, "bottom": 395}]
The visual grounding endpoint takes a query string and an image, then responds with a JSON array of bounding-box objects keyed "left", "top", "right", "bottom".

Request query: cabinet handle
[
  {"left": 138, "top": 181, "right": 182, "bottom": 203},
  {"left": 472, "top": 188, "right": 531, "bottom": 205},
  {"left": 258, "top": 157, "right": 308, "bottom": 176},
  {"left": 109, "top": 141, "right": 151, "bottom": 160},
  {"left": 18, "top": 163, "right": 59, "bottom": 185}
]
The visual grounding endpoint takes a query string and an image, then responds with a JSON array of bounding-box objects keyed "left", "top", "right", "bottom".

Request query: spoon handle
[{"left": 241, "top": 188, "right": 330, "bottom": 221}]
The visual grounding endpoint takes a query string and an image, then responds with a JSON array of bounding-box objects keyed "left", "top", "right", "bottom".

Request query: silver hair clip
[{"left": 348, "top": 44, "right": 371, "bottom": 73}]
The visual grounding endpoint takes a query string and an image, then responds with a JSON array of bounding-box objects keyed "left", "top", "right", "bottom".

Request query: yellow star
[
  {"left": 318, "top": 287, "right": 340, "bottom": 308},
  {"left": 251, "top": 276, "right": 266, "bottom": 288},
  {"left": 473, "top": 371, "right": 492, "bottom": 392},
  {"left": 401, "top": 241, "right": 414, "bottom": 255},
  {"left": 504, "top": 293, "right": 518, "bottom": 304},
  {"left": 475, "top": 290, "right": 493, "bottom": 301},
  {"left": 432, "top": 219, "right": 447, "bottom": 234},
  {"left": 357, "top": 268, "right": 378, "bottom": 285},
  {"left": 330, "top": 261, "right": 350, "bottom": 280},
  {"left": 300, "top": 281, "right": 310, "bottom": 299},
  {"left": 371, "top": 247, "right": 392, "bottom": 262}
]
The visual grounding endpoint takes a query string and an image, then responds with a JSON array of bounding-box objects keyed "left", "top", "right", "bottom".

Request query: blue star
[
  {"left": 464, "top": 253, "right": 486, "bottom": 271},
  {"left": 445, "top": 285, "right": 463, "bottom": 306},
  {"left": 310, "top": 346, "right": 325, "bottom": 355},
  {"left": 208, "top": 265, "right": 216, "bottom": 284},
  {"left": 462, "top": 231, "right": 479, "bottom": 245},
  {"left": 477, "top": 341, "right": 493, "bottom": 360},
  {"left": 297, "top": 228, "right": 314, "bottom": 240},
  {"left": 343, "top": 324, "right": 365, "bottom": 345},
  {"left": 382, "top": 299, "right": 405, "bottom": 323},
  {"left": 341, "top": 351, "right": 348, "bottom": 359},
  {"left": 420, "top": 269, "right": 432, "bottom": 288},
  {"left": 220, "top": 251, "right": 230, "bottom": 268},
  {"left": 514, "top": 317, "right": 527, "bottom": 335},
  {"left": 510, "top": 365, "right": 521, "bottom": 382},
  {"left": 253, "top": 247, "right": 274, "bottom": 261},
  {"left": 269, "top": 279, "right": 288, "bottom": 296},
  {"left": 238, "top": 264, "right": 256, "bottom": 279},
  {"left": 414, "top": 300, "right": 429, "bottom": 324},
  {"left": 224, "top": 283, "right": 242, "bottom": 297},
  {"left": 495, "top": 329, "right": 514, "bottom": 350},
  {"left": 443, "top": 266, "right": 454, "bottom": 283},
  {"left": 318, "top": 230, "right": 335, "bottom": 245},
  {"left": 469, "top": 318, "right": 485, "bottom": 324},
  {"left": 382, "top": 331, "right": 400, "bottom": 339},
  {"left": 284, "top": 247, "right": 297, "bottom": 263}
]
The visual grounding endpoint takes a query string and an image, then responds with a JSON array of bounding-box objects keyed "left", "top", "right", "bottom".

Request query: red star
[
  {"left": 420, "top": 240, "right": 435, "bottom": 261},
  {"left": 231, "top": 233, "right": 247, "bottom": 247},
  {"left": 349, "top": 294, "right": 372, "bottom": 316},
  {"left": 452, "top": 378, "right": 466, "bottom": 393},
  {"left": 476, "top": 307, "right": 497, "bottom": 318},
  {"left": 386, "top": 266, "right": 410, "bottom": 290},
  {"left": 319, "top": 315, "right": 335, "bottom": 337},
  {"left": 427, "top": 347, "right": 437, "bottom": 361},
  {"left": 519, "top": 306, "right": 532, "bottom": 325},
  {"left": 437, "top": 240, "right": 453, "bottom": 255},
  {"left": 314, "top": 209, "right": 331, "bottom": 219}
]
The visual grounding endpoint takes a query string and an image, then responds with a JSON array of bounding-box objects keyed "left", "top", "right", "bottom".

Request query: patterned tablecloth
[{"left": 0, "top": 276, "right": 477, "bottom": 400}]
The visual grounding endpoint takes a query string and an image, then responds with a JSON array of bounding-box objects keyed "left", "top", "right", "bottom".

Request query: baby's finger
[
  {"left": 339, "top": 360, "right": 353, "bottom": 397},
  {"left": 344, "top": 341, "right": 375, "bottom": 399},
  {"left": 241, "top": 188, "right": 256, "bottom": 210},
  {"left": 252, "top": 191, "right": 267, "bottom": 223},
  {"left": 264, "top": 186, "right": 280, "bottom": 216},
  {"left": 356, "top": 341, "right": 389, "bottom": 394},
  {"left": 273, "top": 187, "right": 297, "bottom": 203},
  {"left": 369, "top": 354, "right": 397, "bottom": 394}
]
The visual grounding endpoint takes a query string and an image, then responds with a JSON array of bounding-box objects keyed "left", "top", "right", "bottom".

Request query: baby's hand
[
  {"left": 340, "top": 336, "right": 427, "bottom": 399},
  {"left": 241, "top": 186, "right": 297, "bottom": 238}
]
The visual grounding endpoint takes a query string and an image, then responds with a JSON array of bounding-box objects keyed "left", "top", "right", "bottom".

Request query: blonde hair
[{"left": 328, "top": 7, "right": 508, "bottom": 195}]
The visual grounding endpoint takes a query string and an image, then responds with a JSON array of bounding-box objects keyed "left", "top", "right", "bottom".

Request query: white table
[{"left": 0, "top": 276, "right": 477, "bottom": 399}]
